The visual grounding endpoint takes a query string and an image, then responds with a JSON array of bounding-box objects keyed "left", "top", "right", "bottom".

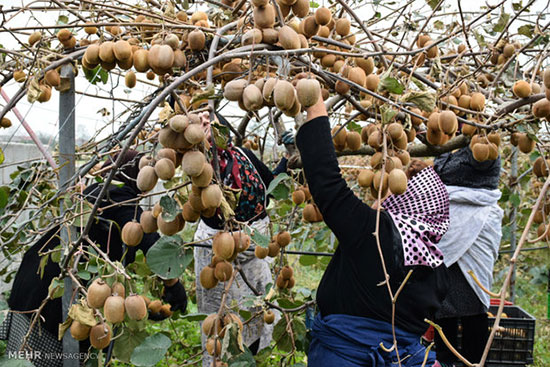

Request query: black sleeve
[
  {"left": 296, "top": 116, "right": 377, "bottom": 245},
  {"left": 272, "top": 157, "right": 288, "bottom": 176}
]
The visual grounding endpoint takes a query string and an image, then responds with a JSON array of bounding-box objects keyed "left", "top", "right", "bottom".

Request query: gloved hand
[
  {"left": 162, "top": 280, "right": 188, "bottom": 314},
  {"left": 281, "top": 130, "right": 295, "bottom": 145}
]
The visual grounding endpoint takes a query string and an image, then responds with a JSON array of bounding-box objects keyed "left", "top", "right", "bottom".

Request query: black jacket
[
  {"left": 296, "top": 116, "right": 449, "bottom": 335},
  {"left": 8, "top": 183, "right": 159, "bottom": 335}
]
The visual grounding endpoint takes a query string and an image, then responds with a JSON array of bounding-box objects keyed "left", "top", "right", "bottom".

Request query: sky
[{"left": 0, "top": 0, "right": 545, "bottom": 158}]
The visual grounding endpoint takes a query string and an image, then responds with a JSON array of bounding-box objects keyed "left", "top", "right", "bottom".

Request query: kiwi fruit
[
  {"left": 121, "top": 221, "right": 144, "bottom": 247},
  {"left": 202, "top": 313, "right": 223, "bottom": 336},
  {"left": 268, "top": 241, "right": 281, "bottom": 257},
  {"left": 200, "top": 265, "right": 219, "bottom": 289},
  {"left": 233, "top": 232, "right": 251, "bottom": 252},
  {"left": 1, "top": 117, "right": 12, "bottom": 128},
  {"left": 28, "top": 31, "right": 42, "bottom": 46},
  {"left": 57, "top": 28, "right": 72, "bottom": 42},
  {"left": 154, "top": 158, "right": 176, "bottom": 181},
  {"left": 365, "top": 74, "right": 379, "bottom": 91},
  {"left": 262, "top": 28, "right": 279, "bottom": 44},
  {"left": 132, "top": 49, "right": 150, "bottom": 72},
  {"left": 532, "top": 99, "right": 550, "bottom": 118},
  {"left": 502, "top": 43, "right": 515, "bottom": 58},
  {"left": 458, "top": 95, "right": 471, "bottom": 109},
  {"left": 438, "top": 110, "right": 458, "bottom": 135},
  {"left": 214, "top": 260, "right": 233, "bottom": 281},
  {"left": 183, "top": 124, "right": 205, "bottom": 145},
  {"left": 104, "top": 295, "right": 125, "bottom": 323},
  {"left": 302, "top": 16, "right": 319, "bottom": 38},
  {"left": 191, "top": 163, "right": 213, "bottom": 188},
  {"left": 387, "top": 123, "right": 404, "bottom": 141},
  {"left": 243, "top": 84, "right": 264, "bottom": 111},
  {"left": 37, "top": 85, "right": 52, "bottom": 103},
  {"left": 98, "top": 41, "right": 115, "bottom": 63},
  {"left": 254, "top": 245, "right": 269, "bottom": 259},
  {"left": 487, "top": 132, "right": 501, "bottom": 147},
  {"left": 45, "top": 69, "right": 60, "bottom": 87},
  {"left": 70, "top": 320, "right": 91, "bottom": 341},
  {"left": 252, "top": 0, "right": 268, "bottom": 6},
  {"left": 292, "top": 190, "right": 306, "bottom": 205},
  {"left": 332, "top": 125, "right": 347, "bottom": 147},
  {"left": 213, "top": 232, "right": 235, "bottom": 260},
  {"left": 137, "top": 166, "right": 158, "bottom": 192},
  {"left": 87, "top": 279, "right": 111, "bottom": 309},
  {"left": 295, "top": 78, "right": 321, "bottom": 107},
  {"left": 110, "top": 282, "right": 125, "bottom": 298},
  {"left": 201, "top": 184, "right": 223, "bottom": 208},
  {"left": 125, "top": 294, "right": 147, "bottom": 321},
  {"left": 113, "top": 40, "right": 132, "bottom": 61},
  {"left": 206, "top": 338, "right": 222, "bottom": 356},
  {"left": 469, "top": 92, "right": 486, "bottom": 111},
  {"left": 122, "top": 71, "right": 136, "bottom": 88},
  {"left": 89, "top": 324, "right": 112, "bottom": 350},
  {"left": 534, "top": 157, "right": 549, "bottom": 177},
  {"left": 487, "top": 143, "right": 499, "bottom": 160},
  {"left": 262, "top": 78, "right": 278, "bottom": 104},
  {"left": 276, "top": 274, "right": 289, "bottom": 289},
  {"left": 461, "top": 122, "right": 477, "bottom": 137},
  {"left": 335, "top": 18, "right": 351, "bottom": 36},
  {"left": 263, "top": 310, "right": 275, "bottom": 324},
  {"left": 181, "top": 152, "right": 205, "bottom": 178},
  {"left": 148, "top": 299, "right": 162, "bottom": 314},
  {"left": 279, "top": 26, "right": 301, "bottom": 50},
  {"left": 517, "top": 133, "right": 535, "bottom": 153},
  {"left": 367, "top": 130, "right": 382, "bottom": 150},
  {"left": 188, "top": 29, "right": 206, "bottom": 51},
  {"left": 242, "top": 28, "right": 263, "bottom": 46},
  {"left": 254, "top": 4, "right": 276, "bottom": 28},
  {"left": 274, "top": 80, "right": 296, "bottom": 111},
  {"left": 13, "top": 70, "right": 27, "bottom": 83},
  {"left": 140, "top": 211, "right": 158, "bottom": 233},
  {"left": 314, "top": 7, "right": 332, "bottom": 25},
  {"left": 472, "top": 143, "right": 489, "bottom": 162},
  {"left": 388, "top": 169, "right": 408, "bottom": 195},
  {"left": 182, "top": 201, "right": 200, "bottom": 222},
  {"left": 348, "top": 67, "right": 367, "bottom": 87},
  {"left": 188, "top": 191, "right": 205, "bottom": 212},
  {"left": 276, "top": 231, "right": 291, "bottom": 247},
  {"left": 157, "top": 214, "right": 184, "bottom": 236},
  {"left": 358, "top": 169, "right": 374, "bottom": 187},
  {"left": 224, "top": 79, "right": 247, "bottom": 101},
  {"left": 424, "top": 41, "right": 438, "bottom": 59},
  {"left": 513, "top": 80, "right": 531, "bottom": 98},
  {"left": 346, "top": 131, "right": 362, "bottom": 151},
  {"left": 292, "top": 0, "right": 310, "bottom": 18},
  {"left": 157, "top": 148, "right": 177, "bottom": 166},
  {"left": 543, "top": 69, "right": 550, "bottom": 90},
  {"left": 355, "top": 57, "right": 375, "bottom": 75}
]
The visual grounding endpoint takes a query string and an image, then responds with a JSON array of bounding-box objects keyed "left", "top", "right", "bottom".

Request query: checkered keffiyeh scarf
[{"left": 382, "top": 167, "right": 450, "bottom": 268}]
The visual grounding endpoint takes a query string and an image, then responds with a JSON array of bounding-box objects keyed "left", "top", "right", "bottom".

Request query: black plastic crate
[{"left": 456, "top": 305, "right": 536, "bottom": 366}]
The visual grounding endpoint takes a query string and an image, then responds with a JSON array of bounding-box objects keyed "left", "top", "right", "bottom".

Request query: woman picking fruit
[{"left": 295, "top": 96, "right": 450, "bottom": 366}]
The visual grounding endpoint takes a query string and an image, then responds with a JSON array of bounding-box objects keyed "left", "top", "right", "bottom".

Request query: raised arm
[{"left": 295, "top": 97, "right": 376, "bottom": 245}]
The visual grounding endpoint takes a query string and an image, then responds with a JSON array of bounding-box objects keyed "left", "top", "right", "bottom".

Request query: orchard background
[{"left": 0, "top": 0, "right": 549, "bottom": 366}]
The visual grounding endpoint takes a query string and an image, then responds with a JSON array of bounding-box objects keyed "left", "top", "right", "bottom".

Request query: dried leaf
[
  {"left": 158, "top": 102, "right": 174, "bottom": 123},
  {"left": 401, "top": 91, "right": 436, "bottom": 112},
  {"left": 68, "top": 301, "right": 97, "bottom": 327}
]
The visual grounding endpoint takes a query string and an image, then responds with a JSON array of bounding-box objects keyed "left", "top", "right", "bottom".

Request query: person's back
[{"left": 296, "top": 96, "right": 450, "bottom": 366}]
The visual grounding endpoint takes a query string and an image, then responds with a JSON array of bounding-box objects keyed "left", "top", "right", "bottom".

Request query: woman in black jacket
[
  {"left": 1, "top": 150, "right": 187, "bottom": 367},
  {"left": 296, "top": 97, "right": 450, "bottom": 367}
]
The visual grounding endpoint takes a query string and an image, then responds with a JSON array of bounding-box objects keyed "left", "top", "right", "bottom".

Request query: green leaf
[
  {"left": 180, "top": 313, "right": 208, "bottom": 322},
  {"left": 221, "top": 323, "right": 245, "bottom": 360},
  {"left": 401, "top": 91, "right": 436, "bottom": 112},
  {"left": 379, "top": 76, "right": 404, "bottom": 95},
  {"left": 493, "top": 12, "right": 510, "bottom": 33},
  {"left": 83, "top": 65, "right": 108, "bottom": 85},
  {"left": 160, "top": 195, "right": 179, "bottom": 222},
  {"left": 0, "top": 147, "right": 4, "bottom": 164},
  {"left": 277, "top": 298, "right": 304, "bottom": 309},
  {"left": 131, "top": 333, "right": 171, "bottom": 366},
  {"left": 113, "top": 328, "right": 148, "bottom": 363},
  {"left": 57, "top": 15, "right": 69, "bottom": 25},
  {"left": 266, "top": 173, "right": 289, "bottom": 195},
  {"left": 0, "top": 186, "right": 8, "bottom": 208},
  {"left": 433, "top": 20, "right": 444, "bottom": 30},
  {"left": 510, "top": 193, "right": 521, "bottom": 207},
  {"left": 309, "top": 1, "right": 319, "bottom": 8},
  {"left": 425, "top": 0, "right": 440, "bottom": 10},
  {"left": 347, "top": 121, "right": 363, "bottom": 134},
  {"left": 299, "top": 254, "right": 317, "bottom": 266},
  {"left": 146, "top": 236, "right": 192, "bottom": 278},
  {"left": 48, "top": 276, "right": 64, "bottom": 299},
  {"left": 380, "top": 105, "right": 398, "bottom": 125},
  {"left": 243, "top": 226, "right": 270, "bottom": 248},
  {"left": 518, "top": 24, "right": 534, "bottom": 38}
]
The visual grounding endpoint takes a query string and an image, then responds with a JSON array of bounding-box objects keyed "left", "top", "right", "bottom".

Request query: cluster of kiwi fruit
[
  {"left": 202, "top": 312, "right": 244, "bottom": 357},
  {"left": 489, "top": 39, "right": 522, "bottom": 66},
  {"left": 199, "top": 231, "right": 251, "bottom": 289},
  {"left": 74, "top": 278, "right": 148, "bottom": 348},
  {"left": 275, "top": 264, "right": 296, "bottom": 289},
  {"left": 291, "top": 186, "right": 323, "bottom": 223},
  {"left": 241, "top": 135, "right": 261, "bottom": 150},
  {"left": 358, "top": 122, "right": 411, "bottom": 197},
  {"left": 254, "top": 230, "right": 292, "bottom": 260},
  {"left": 223, "top": 72, "right": 323, "bottom": 116},
  {"left": 330, "top": 125, "right": 362, "bottom": 152}
]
